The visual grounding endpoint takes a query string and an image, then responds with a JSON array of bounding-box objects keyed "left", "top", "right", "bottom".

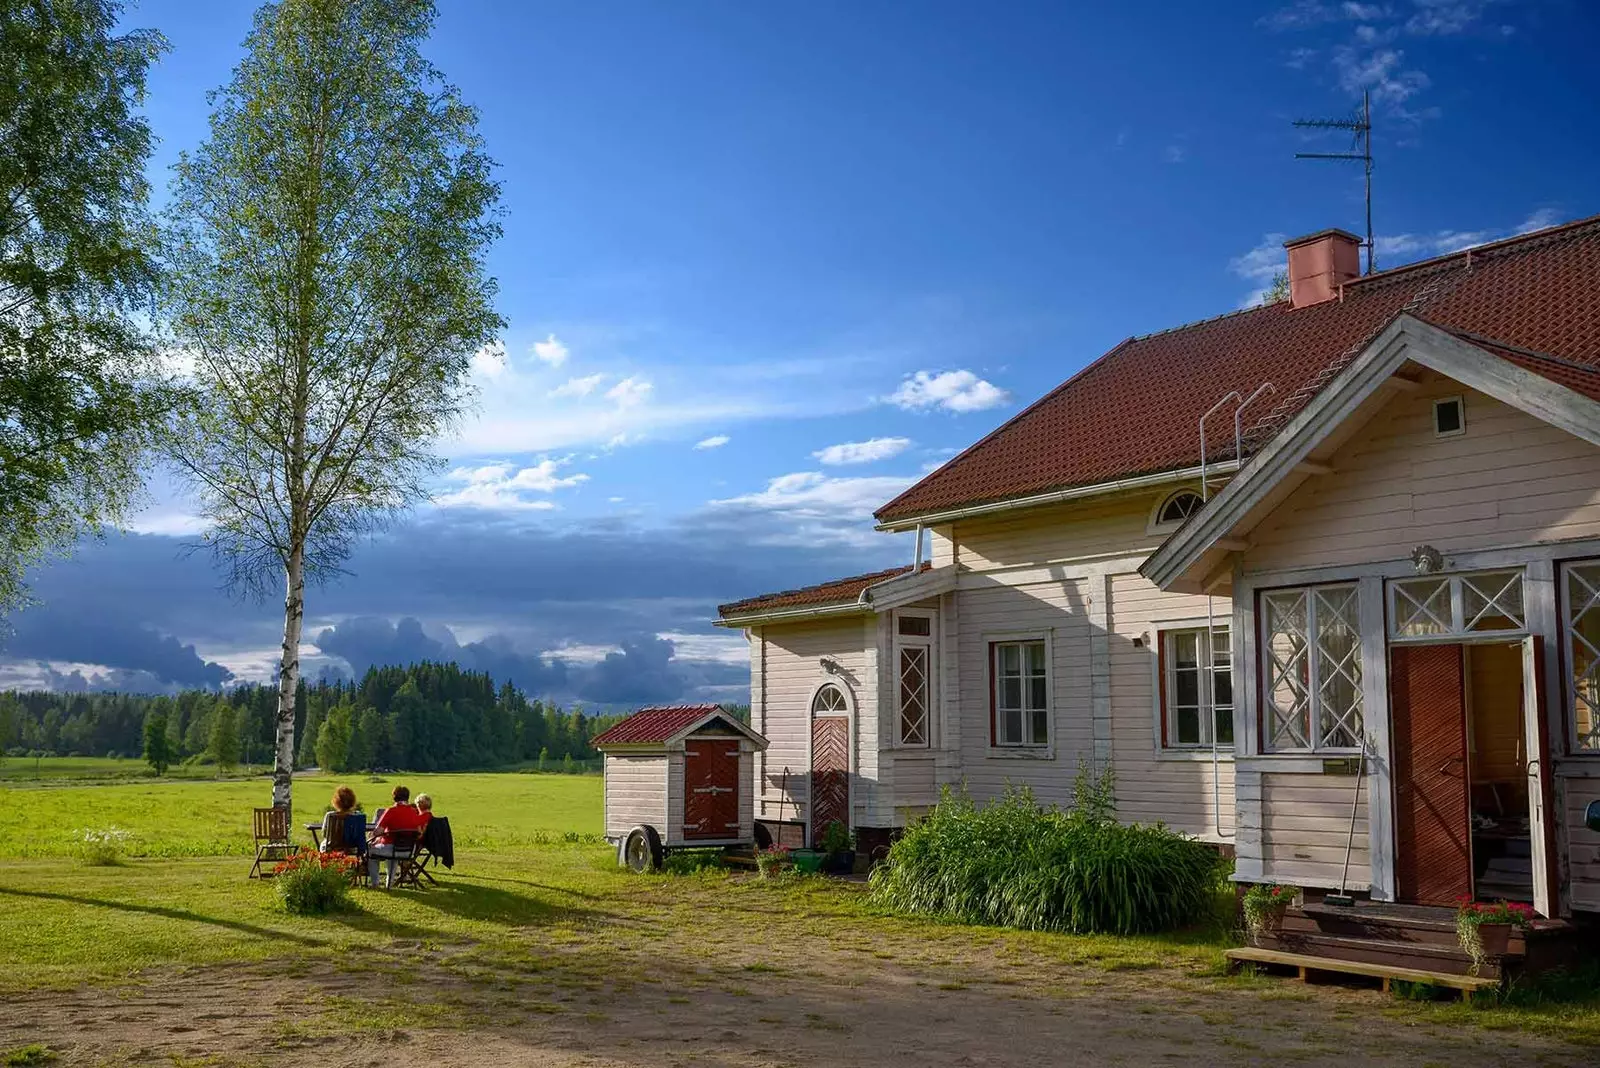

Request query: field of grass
[
  {"left": 0, "top": 769, "right": 1597, "bottom": 1062},
  {"left": 0, "top": 755, "right": 266, "bottom": 783},
  {"left": 0, "top": 768, "right": 602, "bottom": 857}
]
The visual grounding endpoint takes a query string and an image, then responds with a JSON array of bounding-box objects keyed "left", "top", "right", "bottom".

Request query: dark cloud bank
[{"left": 0, "top": 510, "right": 905, "bottom": 704}]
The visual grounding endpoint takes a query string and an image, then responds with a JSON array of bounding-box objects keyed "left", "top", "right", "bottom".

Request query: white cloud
[
  {"left": 605, "top": 376, "right": 653, "bottom": 409},
  {"left": 1405, "top": 1, "right": 1490, "bottom": 36},
  {"left": 888, "top": 370, "right": 1009, "bottom": 413},
  {"left": 706, "top": 470, "right": 919, "bottom": 548},
  {"left": 813, "top": 437, "right": 911, "bottom": 466},
  {"left": 434, "top": 458, "right": 589, "bottom": 512},
  {"left": 1229, "top": 232, "right": 1289, "bottom": 308},
  {"left": 1163, "top": 144, "right": 1187, "bottom": 164},
  {"left": 656, "top": 630, "right": 749, "bottom": 666},
  {"left": 1333, "top": 45, "right": 1429, "bottom": 105},
  {"left": 542, "top": 641, "right": 621, "bottom": 665},
  {"left": 471, "top": 340, "right": 508, "bottom": 380},
  {"left": 532, "top": 334, "right": 569, "bottom": 367},
  {"left": 550, "top": 373, "right": 606, "bottom": 399},
  {"left": 694, "top": 435, "right": 731, "bottom": 450}
]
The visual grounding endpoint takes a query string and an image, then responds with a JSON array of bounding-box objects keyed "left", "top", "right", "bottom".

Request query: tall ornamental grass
[{"left": 869, "top": 784, "right": 1226, "bottom": 935}]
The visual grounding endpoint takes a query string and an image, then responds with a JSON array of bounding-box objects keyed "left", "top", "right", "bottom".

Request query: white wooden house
[{"left": 716, "top": 216, "right": 1600, "bottom": 940}]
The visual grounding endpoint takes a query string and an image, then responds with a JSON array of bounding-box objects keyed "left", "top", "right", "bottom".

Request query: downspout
[{"left": 912, "top": 524, "right": 925, "bottom": 568}]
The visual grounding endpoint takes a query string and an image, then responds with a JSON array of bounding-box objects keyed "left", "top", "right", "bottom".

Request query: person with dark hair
[{"left": 367, "top": 784, "right": 429, "bottom": 888}]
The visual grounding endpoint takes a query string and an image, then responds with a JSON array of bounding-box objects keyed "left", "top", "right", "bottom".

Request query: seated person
[
  {"left": 367, "top": 784, "right": 429, "bottom": 887},
  {"left": 319, "top": 786, "right": 361, "bottom": 853},
  {"left": 415, "top": 793, "right": 433, "bottom": 819}
]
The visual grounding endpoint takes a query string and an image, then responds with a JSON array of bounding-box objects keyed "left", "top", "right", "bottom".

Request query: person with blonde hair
[{"left": 415, "top": 793, "right": 433, "bottom": 815}]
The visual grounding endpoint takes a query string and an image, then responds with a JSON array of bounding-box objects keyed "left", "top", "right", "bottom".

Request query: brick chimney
[{"left": 1283, "top": 228, "right": 1362, "bottom": 308}]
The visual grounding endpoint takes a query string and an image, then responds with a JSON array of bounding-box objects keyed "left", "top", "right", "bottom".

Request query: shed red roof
[
  {"left": 592, "top": 704, "right": 726, "bottom": 747},
  {"left": 876, "top": 214, "right": 1600, "bottom": 523},
  {"left": 716, "top": 564, "right": 919, "bottom": 621}
]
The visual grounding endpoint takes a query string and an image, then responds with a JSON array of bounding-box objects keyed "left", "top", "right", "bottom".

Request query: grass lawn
[
  {"left": 0, "top": 767, "right": 600, "bottom": 857},
  {"left": 0, "top": 772, "right": 1597, "bottom": 1065},
  {"left": 0, "top": 755, "right": 262, "bottom": 783}
]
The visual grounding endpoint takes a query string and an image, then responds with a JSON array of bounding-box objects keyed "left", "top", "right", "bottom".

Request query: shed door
[
  {"left": 1391, "top": 643, "right": 1472, "bottom": 906},
  {"left": 811, "top": 716, "right": 849, "bottom": 848},
  {"left": 683, "top": 741, "right": 740, "bottom": 840}
]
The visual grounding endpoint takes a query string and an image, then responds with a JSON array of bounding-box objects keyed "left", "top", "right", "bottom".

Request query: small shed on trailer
[{"left": 593, "top": 704, "right": 768, "bottom": 870}]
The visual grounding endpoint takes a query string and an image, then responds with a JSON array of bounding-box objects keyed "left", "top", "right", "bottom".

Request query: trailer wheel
[{"left": 622, "top": 825, "right": 663, "bottom": 872}]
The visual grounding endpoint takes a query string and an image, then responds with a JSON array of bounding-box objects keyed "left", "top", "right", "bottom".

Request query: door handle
[{"left": 1437, "top": 757, "right": 1465, "bottom": 778}]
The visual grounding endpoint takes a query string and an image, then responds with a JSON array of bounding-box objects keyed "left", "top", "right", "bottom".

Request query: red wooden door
[
  {"left": 811, "top": 716, "right": 849, "bottom": 848},
  {"left": 683, "top": 740, "right": 740, "bottom": 840},
  {"left": 1390, "top": 643, "right": 1472, "bottom": 906}
]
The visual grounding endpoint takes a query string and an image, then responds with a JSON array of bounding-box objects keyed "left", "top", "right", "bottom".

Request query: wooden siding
[
  {"left": 1108, "top": 574, "right": 1236, "bottom": 839},
  {"left": 1259, "top": 771, "right": 1371, "bottom": 888},
  {"left": 1563, "top": 767, "right": 1600, "bottom": 912},
  {"left": 603, "top": 754, "right": 667, "bottom": 837},
  {"left": 752, "top": 616, "right": 874, "bottom": 826},
  {"left": 956, "top": 493, "right": 1163, "bottom": 572},
  {"left": 1246, "top": 378, "right": 1600, "bottom": 575}
]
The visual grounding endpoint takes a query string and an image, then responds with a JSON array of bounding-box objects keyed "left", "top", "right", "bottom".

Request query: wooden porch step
[
  {"left": 1226, "top": 947, "right": 1500, "bottom": 1001},
  {"left": 1259, "top": 929, "right": 1513, "bottom": 978}
]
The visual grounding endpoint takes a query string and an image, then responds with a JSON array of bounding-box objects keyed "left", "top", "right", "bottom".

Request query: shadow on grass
[
  {"left": 397, "top": 878, "right": 609, "bottom": 928},
  {"left": 465, "top": 873, "right": 609, "bottom": 902},
  {"left": 0, "top": 885, "right": 328, "bottom": 947}
]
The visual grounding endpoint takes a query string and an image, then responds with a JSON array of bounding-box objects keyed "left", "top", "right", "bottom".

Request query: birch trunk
[{"left": 272, "top": 543, "right": 306, "bottom": 820}]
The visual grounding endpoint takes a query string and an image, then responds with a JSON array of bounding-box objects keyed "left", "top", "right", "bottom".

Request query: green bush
[
  {"left": 77, "top": 827, "right": 132, "bottom": 866},
  {"left": 868, "top": 785, "right": 1226, "bottom": 935},
  {"left": 273, "top": 851, "right": 358, "bottom": 915}
]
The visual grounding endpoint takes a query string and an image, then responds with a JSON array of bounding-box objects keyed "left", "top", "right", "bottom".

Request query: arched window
[
  {"left": 811, "top": 684, "right": 848, "bottom": 716},
  {"left": 1152, "top": 489, "right": 1204, "bottom": 530}
]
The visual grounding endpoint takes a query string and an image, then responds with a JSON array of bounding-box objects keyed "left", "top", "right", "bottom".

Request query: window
[
  {"left": 1261, "top": 584, "right": 1363, "bottom": 751},
  {"left": 1563, "top": 560, "right": 1600, "bottom": 753},
  {"left": 1152, "top": 489, "right": 1204, "bottom": 531},
  {"left": 1161, "top": 627, "right": 1232, "bottom": 748},
  {"left": 1433, "top": 396, "right": 1465, "bottom": 437},
  {"left": 991, "top": 640, "right": 1049, "bottom": 747},
  {"left": 1389, "top": 570, "right": 1525, "bottom": 640},
  {"left": 895, "top": 611, "right": 933, "bottom": 747},
  {"left": 811, "top": 684, "right": 848, "bottom": 716}
]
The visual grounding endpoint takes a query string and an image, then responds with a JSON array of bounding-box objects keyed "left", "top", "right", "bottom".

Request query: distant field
[
  {"left": 0, "top": 769, "right": 603, "bottom": 857},
  {"left": 0, "top": 755, "right": 267, "bottom": 783}
]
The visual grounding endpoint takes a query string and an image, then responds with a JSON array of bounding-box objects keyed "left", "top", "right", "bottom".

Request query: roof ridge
[
  {"left": 1348, "top": 210, "right": 1600, "bottom": 290},
  {"left": 716, "top": 563, "right": 912, "bottom": 614}
]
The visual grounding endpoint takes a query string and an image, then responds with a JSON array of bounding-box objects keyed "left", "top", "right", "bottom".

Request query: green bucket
[{"left": 790, "top": 849, "right": 825, "bottom": 874}]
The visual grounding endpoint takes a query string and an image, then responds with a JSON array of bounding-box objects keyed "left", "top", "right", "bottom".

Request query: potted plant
[
  {"left": 754, "top": 844, "right": 790, "bottom": 880},
  {"left": 1241, "top": 883, "right": 1296, "bottom": 944},
  {"left": 1455, "top": 899, "right": 1535, "bottom": 975},
  {"left": 820, "top": 820, "right": 856, "bottom": 875}
]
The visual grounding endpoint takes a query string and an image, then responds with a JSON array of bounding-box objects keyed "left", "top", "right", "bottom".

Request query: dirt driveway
[{"left": 4, "top": 917, "right": 1590, "bottom": 1067}]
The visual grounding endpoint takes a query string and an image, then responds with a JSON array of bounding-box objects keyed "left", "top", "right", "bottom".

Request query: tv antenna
[{"left": 1293, "top": 89, "right": 1374, "bottom": 274}]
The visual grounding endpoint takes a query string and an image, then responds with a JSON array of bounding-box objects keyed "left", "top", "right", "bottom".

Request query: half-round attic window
[
  {"left": 1153, "top": 490, "right": 1204, "bottom": 529},
  {"left": 812, "top": 684, "right": 849, "bottom": 716}
]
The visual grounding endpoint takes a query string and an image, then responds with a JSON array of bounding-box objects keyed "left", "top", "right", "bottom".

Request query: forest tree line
[{"left": 0, "top": 661, "right": 747, "bottom": 774}]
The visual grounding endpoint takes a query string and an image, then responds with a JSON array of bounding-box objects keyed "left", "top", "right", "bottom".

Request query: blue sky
[{"left": 5, "top": 0, "right": 1598, "bottom": 702}]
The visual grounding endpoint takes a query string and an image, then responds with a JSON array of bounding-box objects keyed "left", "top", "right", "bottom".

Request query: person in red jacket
[{"left": 367, "top": 784, "right": 430, "bottom": 888}]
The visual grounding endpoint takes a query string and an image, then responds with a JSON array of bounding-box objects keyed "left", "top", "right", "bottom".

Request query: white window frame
[
  {"left": 1148, "top": 487, "right": 1206, "bottom": 535},
  {"left": 893, "top": 609, "right": 935, "bottom": 749},
  {"left": 1387, "top": 568, "right": 1527, "bottom": 643},
  {"left": 987, "top": 631, "right": 1053, "bottom": 752},
  {"left": 1432, "top": 394, "right": 1465, "bottom": 438},
  {"left": 1260, "top": 583, "right": 1364, "bottom": 753},
  {"left": 1158, "top": 624, "right": 1233, "bottom": 752},
  {"left": 1561, "top": 558, "right": 1600, "bottom": 754}
]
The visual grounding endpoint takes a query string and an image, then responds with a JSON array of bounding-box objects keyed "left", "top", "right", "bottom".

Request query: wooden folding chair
[
  {"left": 404, "top": 818, "right": 448, "bottom": 887},
  {"left": 321, "top": 813, "right": 369, "bottom": 885},
  {"left": 249, "top": 807, "right": 297, "bottom": 879},
  {"left": 384, "top": 828, "right": 425, "bottom": 889}
]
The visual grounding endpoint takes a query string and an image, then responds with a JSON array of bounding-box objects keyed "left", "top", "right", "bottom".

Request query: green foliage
[
  {"left": 2, "top": 1045, "right": 56, "bottom": 1067},
  {"left": 207, "top": 700, "right": 240, "bottom": 772},
  {"left": 76, "top": 826, "right": 131, "bottom": 866},
  {"left": 869, "top": 786, "right": 1227, "bottom": 936},
  {"left": 141, "top": 710, "right": 171, "bottom": 775},
  {"left": 1260, "top": 271, "right": 1290, "bottom": 306},
  {"left": 0, "top": 0, "right": 177, "bottom": 612},
  {"left": 315, "top": 701, "right": 353, "bottom": 773},
  {"left": 1241, "top": 883, "right": 1296, "bottom": 934},
  {"left": 820, "top": 819, "right": 853, "bottom": 857},
  {"left": 1071, "top": 757, "right": 1116, "bottom": 825},
  {"left": 273, "top": 851, "right": 356, "bottom": 915}
]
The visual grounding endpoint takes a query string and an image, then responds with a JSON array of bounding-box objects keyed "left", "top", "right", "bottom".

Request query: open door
[{"left": 1522, "top": 635, "right": 1560, "bottom": 917}]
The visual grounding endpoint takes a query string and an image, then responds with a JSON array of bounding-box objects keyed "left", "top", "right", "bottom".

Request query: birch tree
[{"left": 164, "top": 0, "right": 503, "bottom": 819}]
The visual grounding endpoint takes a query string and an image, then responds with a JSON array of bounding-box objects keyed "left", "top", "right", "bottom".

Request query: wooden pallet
[{"left": 1226, "top": 947, "right": 1500, "bottom": 1001}]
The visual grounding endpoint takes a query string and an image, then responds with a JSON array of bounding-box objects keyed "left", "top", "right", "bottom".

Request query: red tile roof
[
  {"left": 876, "top": 214, "right": 1600, "bottom": 524},
  {"left": 717, "top": 564, "right": 918, "bottom": 620},
  {"left": 593, "top": 704, "right": 726, "bottom": 747}
]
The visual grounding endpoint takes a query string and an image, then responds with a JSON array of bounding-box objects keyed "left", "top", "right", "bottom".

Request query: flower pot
[
  {"left": 822, "top": 849, "right": 856, "bottom": 875},
  {"left": 1475, "top": 922, "right": 1512, "bottom": 959},
  {"left": 790, "top": 849, "right": 825, "bottom": 874}
]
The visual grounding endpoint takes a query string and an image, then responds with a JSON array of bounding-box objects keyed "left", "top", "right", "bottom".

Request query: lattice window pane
[
  {"left": 1393, "top": 577, "right": 1451, "bottom": 637},
  {"left": 1567, "top": 563, "right": 1600, "bottom": 752},
  {"left": 1315, "top": 586, "right": 1363, "bottom": 748},
  {"left": 1264, "top": 591, "right": 1311, "bottom": 749},
  {"left": 898, "top": 646, "right": 929, "bottom": 746},
  {"left": 1463, "top": 570, "right": 1525, "bottom": 632}
]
